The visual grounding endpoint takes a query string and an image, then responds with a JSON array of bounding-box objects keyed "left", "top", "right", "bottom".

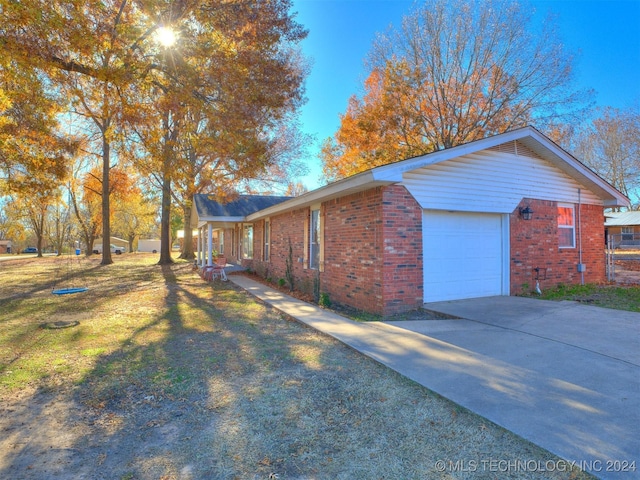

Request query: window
[
  {"left": 622, "top": 226, "right": 634, "bottom": 242},
  {"left": 264, "top": 220, "right": 270, "bottom": 261},
  {"left": 231, "top": 229, "right": 236, "bottom": 257},
  {"left": 242, "top": 225, "right": 253, "bottom": 259},
  {"left": 219, "top": 230, "right": 224, "bottom": 254},
  {"left": 310, "top": 209, "right": 321, "bottom": 269},
  {"left": 558, "top": 204, "right": 575, "bottom": 248}
]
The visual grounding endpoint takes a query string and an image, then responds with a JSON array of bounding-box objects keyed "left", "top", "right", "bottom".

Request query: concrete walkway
[{"left": 229, "top": 276, "right": 640, "bottom": 479}]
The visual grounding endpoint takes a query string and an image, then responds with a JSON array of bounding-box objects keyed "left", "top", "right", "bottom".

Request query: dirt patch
[{"left": 613, "top": 260, "right": 640, "bottom": 285}]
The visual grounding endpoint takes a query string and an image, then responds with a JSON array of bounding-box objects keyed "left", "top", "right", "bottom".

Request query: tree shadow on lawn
[{"left": 0, "top": 262, "right": 597, "bottom": 479}]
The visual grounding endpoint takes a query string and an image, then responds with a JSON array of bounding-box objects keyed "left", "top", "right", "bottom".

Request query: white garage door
[{"left": 423, "top": 211, "right": 506, "bottom": 303}]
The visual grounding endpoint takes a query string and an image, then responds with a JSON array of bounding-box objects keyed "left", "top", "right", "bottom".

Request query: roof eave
[
  {"left": 195, "top": 216, "right": 246, "bottom": 229},
  {"left": 518, "top": 131, "right": 630, "bottom": 208},
  {"left": 246, "top": 171, "right": 394, "bottom": 221}
]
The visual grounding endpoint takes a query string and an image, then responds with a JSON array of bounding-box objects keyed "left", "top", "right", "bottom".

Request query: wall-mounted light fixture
[{"left": 519, "top": 206, "right": 534, "bottom": 221}]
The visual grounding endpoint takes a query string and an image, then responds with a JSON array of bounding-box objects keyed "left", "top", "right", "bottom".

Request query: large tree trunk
[
  {"left": 158, "top": 166, "right": 174, "bottom": 264},
  {"left": 158, "top": 116, "right": 175, "bottom": 265},
  {"left": 179, "top": 199, "right": 195, "bottom": 260},
  {"left": 35, "top": 211, "right": 45, "bottom": 257},
  {"left": 101, "top": 131, "right": 113, "bottom": 265}
]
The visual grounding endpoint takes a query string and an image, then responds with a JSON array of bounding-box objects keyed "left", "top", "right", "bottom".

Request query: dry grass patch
[{"left": 0, "top": 255, "right": 594, "bottom": 479}]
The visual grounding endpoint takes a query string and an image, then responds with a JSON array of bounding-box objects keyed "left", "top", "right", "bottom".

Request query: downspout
[{"left": 578, "top": 188, "right": 584, "bottom": 285}]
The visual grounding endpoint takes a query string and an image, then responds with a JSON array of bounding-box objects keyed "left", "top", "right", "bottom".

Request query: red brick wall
[
  {"left": 380, "top": 186, "right": 423, "bottom": 313},
  {"left": 251, "top": 191, "right": 386, "bottom": 311},
  {"left": 253, "top": 207, "right": 310, "bottom": 289},
  {"left": 247, "top": 192, "right": 605, "bottom": 314},
  {"left": 322, "top": 188, "right": 385, "bottom": 313},
  {"left": 510, "top": 198, "right": 605, "bottom": 294},
  {"left": 250, "top": 186, "right": 423, "bottom": 316}
]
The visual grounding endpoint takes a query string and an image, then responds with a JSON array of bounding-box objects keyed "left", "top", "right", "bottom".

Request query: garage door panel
[{"left": 423, "top": 211, "right": 506, "bottom": 303}]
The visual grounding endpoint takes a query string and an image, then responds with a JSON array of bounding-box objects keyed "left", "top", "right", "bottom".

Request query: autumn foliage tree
[
  {"left": 126, "top": 1, "right": 308, "bottom": 262},
  {"left": 322, "top": 0, "right": 591, "bottom": 181},
  {"left": 2, "top": 1, "right": 309, "bottom": 265},
  {"left": 573, "top": 106, "right": 640, "bottom": 207},
  {"left": 0, "top": 61, "right": 70, "bottom": 196}
]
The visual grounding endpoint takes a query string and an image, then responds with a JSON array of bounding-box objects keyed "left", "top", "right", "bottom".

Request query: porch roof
[{"left": 192, "top": 194, "right": 292, "bottom": 228}]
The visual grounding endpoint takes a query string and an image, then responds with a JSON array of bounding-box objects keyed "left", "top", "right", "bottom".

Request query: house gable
[
  {"left": 401, "top": 140, "right": 602, "bottom": 214},
  {"left": 371, "top": 127, "right": 628, "bottom": 209}
]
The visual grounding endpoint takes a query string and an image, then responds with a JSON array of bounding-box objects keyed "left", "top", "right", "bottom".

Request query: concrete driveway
[
  {"left": 230, "top": 276, "right": 639, "bottom": 479},
  {"left": 387, "top": 296, "right": 639, "bottom": 479}
]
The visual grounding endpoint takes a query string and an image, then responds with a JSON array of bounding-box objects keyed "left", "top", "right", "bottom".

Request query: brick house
[
  {"left": 605, "top": 211, "right": 640, "bottom": 248},
  {"left": 0, "top": 240, "right": 12, "bottom": 254},
  {"left": 192, "top": 127, "right": 629, "bottom": 315}
]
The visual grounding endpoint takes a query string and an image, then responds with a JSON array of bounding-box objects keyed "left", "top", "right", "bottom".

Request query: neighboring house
[
  {"left": 0, "top": 240, "right": 12, "bottom": 254},
  {"left": 192, "top": 127, "right": 629, "bottom": 315},
  {"left": 605, "top": 211, "right": 640, "bottom": 247},
  {"left": 92, "top": 236, "right": 129, "bottom": 253}
]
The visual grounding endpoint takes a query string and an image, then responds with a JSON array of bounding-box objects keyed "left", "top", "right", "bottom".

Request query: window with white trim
[
  {"left": 242, "top": 225, "right": 253, "bottom": 259},
  {"left": 219, "top": 230, "right": 224, "bottom": 254},
  {"left": 558, "top": 204, "right": 575, "bottom": 248},
  {"left": 309, "top": 208, "right": 321, "bottom": 269},
  {"left": 622, "top": 226, "right": 634, "bottom": 242},
  {"left": 264, "top": 220, "right": 270, "bottom": 261}
]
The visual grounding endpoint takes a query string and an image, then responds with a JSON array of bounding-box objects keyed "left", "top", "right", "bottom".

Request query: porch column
[
  {"left": 207, "top": 223, "right": 213, "bottom": 267},
  {"left": 197, "top": 227, "right": 202, "bottom": 266},
  {"left": 201, "top": 226, "right": 207, "bottom": 267}
]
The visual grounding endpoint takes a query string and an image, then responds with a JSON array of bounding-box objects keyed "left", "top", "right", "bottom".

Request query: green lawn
[{"left": 536, "top": 283, "right": 640, "bottom": 312}]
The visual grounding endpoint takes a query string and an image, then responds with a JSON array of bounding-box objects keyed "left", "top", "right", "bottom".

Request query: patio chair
[{"left": 201, "top": 256, "right": 228, "bottom": 282}]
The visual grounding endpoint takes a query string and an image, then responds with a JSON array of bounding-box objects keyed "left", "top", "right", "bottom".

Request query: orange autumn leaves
[{"left": 321, "top": 0, "right": 587, "bottom": 182}]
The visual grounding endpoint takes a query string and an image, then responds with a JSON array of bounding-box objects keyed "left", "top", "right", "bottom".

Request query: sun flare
[{"left": 155, "top": 26, "right": 177, "bottom": 48}]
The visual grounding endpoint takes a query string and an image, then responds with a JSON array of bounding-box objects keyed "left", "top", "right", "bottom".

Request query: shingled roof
[{"left": 193, "top": 194, "right": 293, "bottom": 222}]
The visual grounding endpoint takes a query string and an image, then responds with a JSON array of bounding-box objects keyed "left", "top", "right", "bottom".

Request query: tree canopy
[
  {"left": 322, "top": 0, "right": 592, "bottom": 181},
  {"left": 573, "top": 106, "right": 640, "bottom": 207},
  {"left": 1, "top": 0, "right": 309, "bottom": 262}
]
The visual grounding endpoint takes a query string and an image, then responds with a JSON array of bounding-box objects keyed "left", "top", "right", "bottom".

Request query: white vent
[
  {"left": 488, "top": 140, "right": 517, "bottom": 155},
  {"left": 487, "top": 140, "right": 544, "bottom": 160},
  {"left": 514, "top": 140, "right": 545, "bottom": 160}
]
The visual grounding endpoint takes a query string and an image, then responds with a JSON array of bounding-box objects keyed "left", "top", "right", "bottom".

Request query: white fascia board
[
  {"left": 246, "top": 171, "right": 393, "bottom": 221},
  {"left": 196, "top": 216, "right": 245, "bottom": 229}
]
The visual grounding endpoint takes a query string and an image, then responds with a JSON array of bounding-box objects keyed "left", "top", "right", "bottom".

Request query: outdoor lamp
[{"left": 519, "top": 206, "right": 534, "bottom": 220}]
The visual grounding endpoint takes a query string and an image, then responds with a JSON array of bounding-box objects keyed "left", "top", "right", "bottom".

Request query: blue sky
[{"left": 291, "top": 0, "right": 640, "bottom": 189}]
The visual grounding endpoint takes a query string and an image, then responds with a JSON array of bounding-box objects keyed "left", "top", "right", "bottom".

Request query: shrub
[{"left": 319, "top": 293, "right": 331, "bottom": 308}]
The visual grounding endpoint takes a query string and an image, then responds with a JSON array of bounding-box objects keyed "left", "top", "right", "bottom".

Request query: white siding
[{"left": 402, "top": 147, "right": 602, "bottom": 213}]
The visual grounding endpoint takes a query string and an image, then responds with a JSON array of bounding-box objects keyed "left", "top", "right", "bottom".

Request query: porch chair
[{"left": 205, "top": 256, "right": 227, "bottom": 282}]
